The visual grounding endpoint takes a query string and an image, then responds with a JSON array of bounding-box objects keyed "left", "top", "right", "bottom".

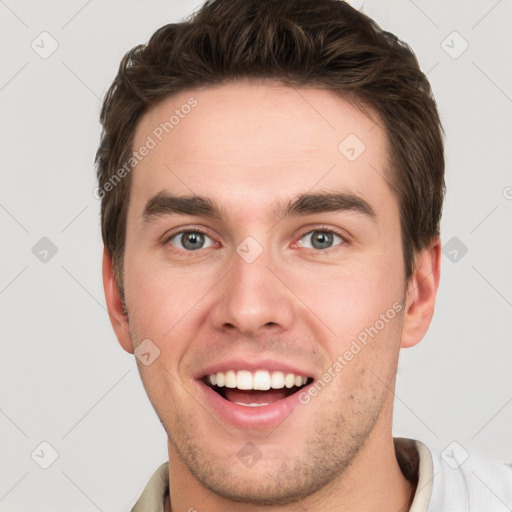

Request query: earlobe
[
  {"left": 102, "top": 247, "right": 134, "bottom": 354},
  {"left": 401, "top": 238, "right": 441, "bottom": 349}
]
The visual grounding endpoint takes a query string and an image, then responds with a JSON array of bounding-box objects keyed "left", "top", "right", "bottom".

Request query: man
[{"left": 96, "top": 0, "right": 511, "bottom": 510}]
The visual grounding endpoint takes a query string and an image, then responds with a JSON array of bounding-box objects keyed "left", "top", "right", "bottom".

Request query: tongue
[{"left": 224, "top": 388, "right": 290, "bottom": 405}]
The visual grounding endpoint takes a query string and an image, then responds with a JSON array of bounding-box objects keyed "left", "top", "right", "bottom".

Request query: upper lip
[{"left": 194, "top": 358, "right": 317, "bottom": 380}]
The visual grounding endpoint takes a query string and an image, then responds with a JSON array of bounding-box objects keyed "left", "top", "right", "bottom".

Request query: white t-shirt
[{"left": 131, "top": 438, "right": 512, "bottom": 511}]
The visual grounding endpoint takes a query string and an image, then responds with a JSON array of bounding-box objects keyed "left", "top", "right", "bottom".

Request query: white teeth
[
  {"left": 235, "top": 402, "right": 270, "bottom": 407},
  {"left": 285, "top": 373, "right": 295, "bottom": 388},
  {"left": 236, "top": 370, "right": 253, "bottom": 390},
  {"left": 271, "top": 371, "right": 285, "bottom": 389},
  {"left": 225, "top": 370, "right": 237, "bottom": 388},
  {"left": 253, "top": 370, "right": 271, "bottom": 390},
  {"left": 207, "top": 370, "right": 309, "bottom": 390}
]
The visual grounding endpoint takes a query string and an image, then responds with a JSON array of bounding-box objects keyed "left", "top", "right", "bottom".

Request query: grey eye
[
  {"left": 299, "top": 230, "right": 343, "bottom": 250},
  {"left": 169, "top": 231, "right": 213, "bottom": 251}
]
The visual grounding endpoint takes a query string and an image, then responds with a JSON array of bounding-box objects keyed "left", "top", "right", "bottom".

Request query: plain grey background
[{"left": 1, "top": 0, "right": 511, "bottom": 510}]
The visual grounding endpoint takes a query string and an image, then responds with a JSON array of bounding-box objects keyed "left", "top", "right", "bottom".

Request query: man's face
[{"left": 122, "top": 82, "right": 407, "bottom": 503}]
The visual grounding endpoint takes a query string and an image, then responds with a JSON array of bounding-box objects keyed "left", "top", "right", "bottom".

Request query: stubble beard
[{"left": 163, "top": 387, "right": 386, "bottom": 506}]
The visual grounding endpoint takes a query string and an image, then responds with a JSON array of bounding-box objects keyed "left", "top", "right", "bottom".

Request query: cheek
[
  {"left": 287, "top": 253, "right": 405, "bottom": 385},
  {"left": 123, "top": 250, "right": 205, "bottom": 331},
  {"left": 293, "top": 258, "right": 403, "bottom": 328}
]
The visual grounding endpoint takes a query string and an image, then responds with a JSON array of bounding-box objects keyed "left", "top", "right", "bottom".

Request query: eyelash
[{"left": 163, "top": 225, "right": 348, "bottom": 255}]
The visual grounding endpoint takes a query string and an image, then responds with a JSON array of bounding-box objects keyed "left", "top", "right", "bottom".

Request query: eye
[
  {"left": 167, "top": 230, "right": 214, "bottom": 251},
  {"left": 298, "top": 229, "right": 344, "bottom": 250}
]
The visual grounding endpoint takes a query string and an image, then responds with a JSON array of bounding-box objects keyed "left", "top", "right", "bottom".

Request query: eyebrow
[{"left": 142, "top": 190, "right": 377, "bottom": 225}]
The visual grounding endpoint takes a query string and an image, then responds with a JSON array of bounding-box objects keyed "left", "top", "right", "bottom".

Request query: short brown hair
[{"left": 96, "top": 0, "right": 444, "bottom": 292}]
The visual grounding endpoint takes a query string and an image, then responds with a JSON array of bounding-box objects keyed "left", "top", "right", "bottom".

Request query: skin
[{"left": 103, "top": 81, "right": 441, "bottom": 511}]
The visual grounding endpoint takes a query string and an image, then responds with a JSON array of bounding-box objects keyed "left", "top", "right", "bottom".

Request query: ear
[
  {"left": 102, "top": 247, "right": 134, "bottom": 354},
  {"left": 401, "top": 237, "right": 441, "bottom": 348}
]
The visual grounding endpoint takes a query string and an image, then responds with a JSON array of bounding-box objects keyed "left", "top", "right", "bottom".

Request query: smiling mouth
[{"left": 202, "top": 370, "right": 313, "bottom": 407}]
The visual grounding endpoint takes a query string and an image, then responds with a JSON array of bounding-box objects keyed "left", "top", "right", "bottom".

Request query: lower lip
[{"left": 196, "top": 380, "right": 310, "bottom": 429}]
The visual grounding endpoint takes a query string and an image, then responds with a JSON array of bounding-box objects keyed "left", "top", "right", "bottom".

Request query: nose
[{"left": 209, "top": 242, "right": 296, "bottom": 336}]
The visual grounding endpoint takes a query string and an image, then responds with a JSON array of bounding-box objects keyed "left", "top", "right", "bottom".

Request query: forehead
[{"left": 129, "top": 81, "right": 393, "bottom": 219}]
